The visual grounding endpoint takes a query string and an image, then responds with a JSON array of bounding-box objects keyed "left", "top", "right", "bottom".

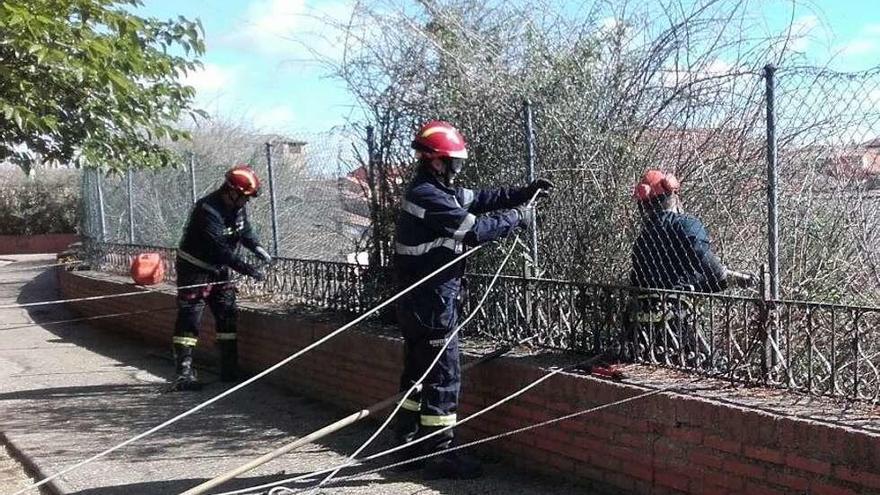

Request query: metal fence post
[
  {"left": 95, "top": 169, "right": 107, "bottom": 242},
  {"left": 764, "top": 64, "right": 780, "bottom": 372},
  {"left": 265, "top": 142, "right": 280, "bottom": 256},
  {"left": 523, "top": 99, "right": 539, "bottom": 277},
  {"left": 189, "top": 152, "right": 198, "bottom": 205},
  {"left": 127, "top": 169, "right": 135, "bottom": 243},
  {"left": 365, "top": 125, "right": 381, "bottom": 267},
  {"left": 764, "top": 65, "right": 780, "bottom": 301}
]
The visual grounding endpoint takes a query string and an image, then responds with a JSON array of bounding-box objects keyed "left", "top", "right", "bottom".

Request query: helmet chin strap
[{"left": 425, "top": 158, "right": 456, "bottom": 187}]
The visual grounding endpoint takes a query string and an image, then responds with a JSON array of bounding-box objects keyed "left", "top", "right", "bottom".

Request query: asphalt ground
[{"left": 0, "top": 255, "right": 588, "bottom": 495}]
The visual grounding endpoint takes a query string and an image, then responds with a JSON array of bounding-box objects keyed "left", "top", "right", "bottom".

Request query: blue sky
[{"left": 137, "top": 0, "right": 880, "bottom": 135}]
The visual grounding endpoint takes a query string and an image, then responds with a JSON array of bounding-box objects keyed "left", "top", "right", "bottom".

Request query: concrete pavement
[{"left": 0, "top": 255, "right": 586, "bottom": 495}]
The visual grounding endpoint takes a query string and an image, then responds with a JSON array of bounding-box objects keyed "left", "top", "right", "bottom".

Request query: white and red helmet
[
  {"left": 411, "top": 120, "right": 468, "bottom": 160},
  {"left": 225, "top": 164, "right": 261, "bottom": 197},
  {"left": 633, "top": 170, "right": 680, "bottom": 202}
]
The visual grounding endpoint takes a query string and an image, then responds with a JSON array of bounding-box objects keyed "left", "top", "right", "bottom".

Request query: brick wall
[
  {"left": 57, "top": 269, "right": 880, "bottom": 495},
  {"left": 0, "top": 234, "right": 77, "bottom": 255}
]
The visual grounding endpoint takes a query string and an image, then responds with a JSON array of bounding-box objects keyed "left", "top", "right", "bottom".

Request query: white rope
[
  {"left": 312, "top": 231, "right": 522, "bottom": 491},
  {"left": 0, "top": 261, "right": 82, "bottom": 273},
  {"left": 13, "top": 242, "right": 486, "bottom": 495},
  {"left": 215, "top": 359, "right": 614, "bottom": 495},
  {"left": 0, "top": 280, "right": 230, "bottom": 310},
  {"left": 310, "top": 190, "right": 542, "bottom": 491},
  {"left": 0, "top": 306, "right": 178, "bottom": 330}
]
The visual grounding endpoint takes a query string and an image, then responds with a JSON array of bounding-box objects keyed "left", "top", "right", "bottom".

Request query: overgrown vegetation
[
  {"left": 0, "top": 170, "right": 79, "bottom": 235},
  {"left": 318, "top": 0, "right": 880, "bottom": 305}
]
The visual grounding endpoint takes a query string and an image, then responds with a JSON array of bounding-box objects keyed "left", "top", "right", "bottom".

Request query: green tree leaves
[{"left": 0, "top": 0, "right": 206, "bottom": 174}]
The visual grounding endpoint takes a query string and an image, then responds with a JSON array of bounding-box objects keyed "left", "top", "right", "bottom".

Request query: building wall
[
  {"left": 0, "top": 234, "right": 77, "bottom": 255},
  {"left": 57, "top": 269, "right": 880, "bottom": 495}
]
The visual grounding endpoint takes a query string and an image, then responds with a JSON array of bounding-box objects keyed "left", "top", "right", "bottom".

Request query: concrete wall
[
  {"left": 57, "top": 269, "right": 880, "bottom": 495},
  {"left": 0, "top": 234, "right": 77, "bottom": 255}
]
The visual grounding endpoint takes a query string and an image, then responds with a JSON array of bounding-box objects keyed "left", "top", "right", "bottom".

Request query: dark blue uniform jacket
[
  {"left": 630, "top": 210, "right": 727, "bottom": 293},
  {"left": 178, "top": 189, "right": 261, "bottom": 276},
  {"left": 394, "top": 171, "right": 527, "bottom": 332}
]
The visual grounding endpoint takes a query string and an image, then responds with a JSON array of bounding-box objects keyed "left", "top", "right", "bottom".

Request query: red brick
[
  {"left": 655, "top": 470, "right": 692, "bottom": 491},
  {"left": 666, "top": 424, "right": 704, "bottom": 444},
  {"left": 705, "top": 434, "right": 742, "bottom": 454},
  {"left": 603, "top": 472, "right": 637, "bottom": 492},
  {"left": 703, "top": 469, "right": 746, "bottom": 491},
  {"left": 785, "top": 453, "right": 831, "bottom": 476},
  {"left": 743, "top": 445, "right": 784, "bottom": 465},
  {"left": 723, "top": 457, "right": 765, "bottom": 479},
  {"left": 810, "top": 481, "right": 860, "bottom": 495},
  {"left": 770, "top": 470, "right": 811, "bottom": 491},
  {"left": 583, "top": 422, "right": 617, "bottom": 440},
  {"left": 588, "top": 452, "right": 621, "bottom": 471},
  {"left": 834, "top": 465, "right": 880, "bottom": 490},
  {"left": 620, "top": 460, "right": 654, "bottom": 482},
  {"left": 616, "top": 431, "right": 653, "bottom": 450},
  {"left": 745, "top": 481, "right": 787, "bottom": 495},
  {"left": 688, "top": 448, "right": 725, "bottom": 470}
]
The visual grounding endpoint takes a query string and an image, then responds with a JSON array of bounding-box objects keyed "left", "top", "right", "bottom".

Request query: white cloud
[
  {"left": 840, "top": 39, "right": 878, "bottom": 57},
  {"left": 789, "top": 15, "right": 819, "bottom": 52},
  {"left": 228, "top": 0, "right": 354, "bottom": 62},
  {"left": 660, "top": 58, "right": 734, "bottom": 88},
  {"left": 252, "top": 105, "right": 298, "bottom": 132},
  {"left": 183, "top": 63, "right": 238, "bottom": 93},
  {"left": 599, "top": 16, "right": 620, "bottom": 31}
]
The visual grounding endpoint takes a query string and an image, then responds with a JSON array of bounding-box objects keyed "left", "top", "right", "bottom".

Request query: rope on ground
[
  {"left": 13, "top": 242, "right": 487, "bottom": 495},
  {"left": 0, "top": 280, "right": 230, "bottom": 310},
  {"left": 0, "top": 261, "right": 82, "bottom": 274},
  {"left": 309, "top": 190, "right": 543, "bottom": 491},
  {"left": 312, "top": 232, "right": 522, "bottom": 491},
  {"left": 0, "top": 306, "right": 178, "bottom": 331},
  {"left": 225, "top": 288, "right": 773, "bottom": 495},
  {"left": 215, "top": 358, "right": 631, "bottom": 495}
]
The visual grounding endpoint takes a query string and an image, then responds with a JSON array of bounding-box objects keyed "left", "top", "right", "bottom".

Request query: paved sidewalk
[{"left": 0, "top": 255, "right": 585, "bottom": 495}]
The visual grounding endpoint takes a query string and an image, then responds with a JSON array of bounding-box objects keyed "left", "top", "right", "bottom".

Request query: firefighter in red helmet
[
  {"left": 171, "top": 164, "right": 271, "bottom": 391},
  {"left": 392, "top": 120, "right": 554, "bottom": 479},
  {"left": 629, "top": 169, "right": 754, "bottom": 365}
]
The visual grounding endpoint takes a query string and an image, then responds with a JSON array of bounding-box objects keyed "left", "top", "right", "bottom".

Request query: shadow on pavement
[{"left": 7, "top": 266, "right": 584, "bottom": 495}]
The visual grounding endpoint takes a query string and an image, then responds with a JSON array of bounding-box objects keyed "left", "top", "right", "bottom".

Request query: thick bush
[{"left": 0, "top": 169, "right": 79, "bottom": 235}]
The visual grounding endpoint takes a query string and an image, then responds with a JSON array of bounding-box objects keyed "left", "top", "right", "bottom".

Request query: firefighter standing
[
  {"left": 172, "top": 165, "right": 271, "bottom": 391},
  {"left": 393, "top": 120, "right": 553, "bottom": 479},
  {"left": 629, "top": 169, "right": 754, "bottom": 362}
]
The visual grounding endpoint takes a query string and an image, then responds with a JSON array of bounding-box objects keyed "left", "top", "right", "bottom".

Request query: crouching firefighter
[
  {"left": 392, "top": 120, "right": 554, "bottom": 479},
  {"left": 171, "top": 164, "right": 272, "bottom": 391},
  {"left": 628, "top": 169, "right": 755, "bottom": 365}
]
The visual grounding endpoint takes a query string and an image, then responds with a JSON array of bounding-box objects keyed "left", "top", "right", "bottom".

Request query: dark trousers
[
  {"left": 173, "top": 260, "right": 238, "bottom": 378},
  {"left": 395, "top": 292, "right": 461, "bottom": 450}
]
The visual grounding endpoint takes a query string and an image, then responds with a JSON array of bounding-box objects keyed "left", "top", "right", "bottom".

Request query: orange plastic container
[{"left": 130, "top": 252, "right": 165, "bottom": 285}]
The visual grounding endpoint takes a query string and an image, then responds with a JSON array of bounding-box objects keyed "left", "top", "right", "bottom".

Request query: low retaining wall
[
  {"left": 57, "top": 269, "right": 880, "bottom": 495},
  {"left": 0, "top": 234, "right": 77, "bottom": 255}
]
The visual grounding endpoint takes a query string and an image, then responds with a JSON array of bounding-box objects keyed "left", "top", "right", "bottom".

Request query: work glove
[
  {"left": 234, "top": 260, "right": 266, "bottom": 282},
  {"left": 515, "top": 205, "right": 536, "bottom": 230},
  {"left": 726, "top": 269, "right": 756, "bottom": 288},
  {"left": 524, "top": 178, "right": 555, "bottom": 201},
  {"left": 255, "top": 246, "right": 273, "bottom": 264}
]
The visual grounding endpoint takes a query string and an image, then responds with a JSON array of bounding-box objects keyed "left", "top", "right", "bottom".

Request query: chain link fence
[
  {"left": 80, "top": 129, "right": 369, "bottom": 263},
  {"left": 78, "top": 65, "right": 880, "bottom": 307}
]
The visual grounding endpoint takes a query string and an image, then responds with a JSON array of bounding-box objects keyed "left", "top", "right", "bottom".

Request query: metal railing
[{"left": 80, "top": 241, "right": 880, "bottom": 401}]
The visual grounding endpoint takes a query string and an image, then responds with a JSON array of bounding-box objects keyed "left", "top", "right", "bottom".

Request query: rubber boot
[
  {"left": 389, "top": 409, "right": 423, "bottom": 472},
  {"left": 420, "top": 425, "right": 483, "bottom": 480},
  {"left": 219, "top": 340, "right": 238, "bottom": 382},
  {"left": 173, "top": 344, "right": 202, "bottom": 391}
]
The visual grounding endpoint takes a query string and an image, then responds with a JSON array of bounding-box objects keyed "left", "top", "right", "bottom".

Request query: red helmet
[
  {"left": 225, "top": 164, "right": 261, "bottom": 197},
  {"left": 633, "top": 169, "right": 680, "bottom": 202},
  {"left": 412, "top": 120, "right": 468, "bottom": 159}
]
